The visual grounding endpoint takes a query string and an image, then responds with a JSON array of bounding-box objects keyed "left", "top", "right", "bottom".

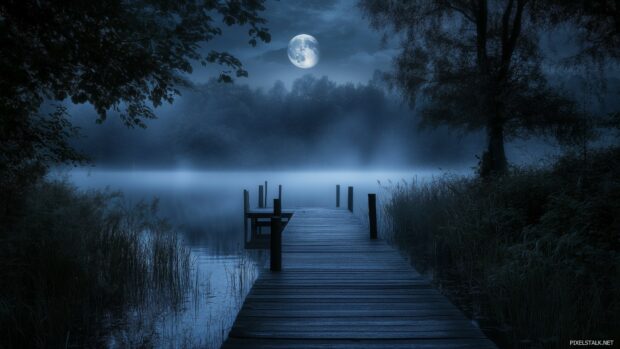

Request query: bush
[
  {"left": 0, "top": 180, "right": 190, "bottom": 348},
  {"left": 383, "top": 148, "right": 620, "bottom": 348}
]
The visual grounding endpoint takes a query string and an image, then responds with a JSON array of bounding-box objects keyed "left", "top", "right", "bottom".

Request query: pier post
[
  {"left": 273, "top": 198, "right": 281, "bottom": 217},
  {"left": 243, "top": 190, "right": 249, "bottom": 243},
  {"left": 264, "top": 181, "right": 268, "bottom": 207},
  {"left": 347, "top": 186, "right": 354, "bottom": 212},
  {"left": 258, "top": 185, "right": 264, "bottom": 208},
  {"left": 336, "top": 185, "right": 340, "bottom": 207},
  {"left": 270, "top": 216, "right": 282, "bottom": 271},
  {"left": 278, "top": 185, "right": 282, "bottom": 204},
  {"left": 368, "top": 193, "right": 378, "bottom": 240}
]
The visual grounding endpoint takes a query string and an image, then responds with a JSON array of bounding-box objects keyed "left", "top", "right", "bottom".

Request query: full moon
[{"left": 287, "top": 34, "right": 319, "bottom": 69}]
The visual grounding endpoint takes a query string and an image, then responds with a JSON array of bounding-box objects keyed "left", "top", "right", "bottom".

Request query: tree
[
  {"left": 360, "top": 0, "right": 586, "bottom": 177},
  {"left": 547, "top": 0, "right": 620, "bottom": 63},
  {"left": 0, "top": 0, "right": 270, "bottom": 222}
]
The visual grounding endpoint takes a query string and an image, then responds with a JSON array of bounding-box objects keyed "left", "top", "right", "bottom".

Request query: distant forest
[
  {"left": 70, "top": 74, "right": 620, "bottom": 169},
  {"left": 70, "top": 75, "right": 482, "bottom": 169}
]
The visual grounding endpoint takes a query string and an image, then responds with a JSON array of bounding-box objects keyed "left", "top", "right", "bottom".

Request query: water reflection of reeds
[{"left": 106, "top": 248, "right": 263, "bottom": 349}]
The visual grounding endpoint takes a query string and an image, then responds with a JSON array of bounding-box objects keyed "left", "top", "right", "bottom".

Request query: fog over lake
[{"left": 64, "top": 168, "right": 455, "bottom": 236}]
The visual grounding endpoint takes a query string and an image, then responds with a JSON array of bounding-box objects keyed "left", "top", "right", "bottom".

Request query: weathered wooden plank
[
  {"left": 241, "top": 302, "right": 460, "bottom": 311},
  {"left": 245, "top": 294, "right": 443, "bottom": 300},
  {"left": 245, "top": 295, "right": 447, "bottom": 301},
  {"left": 221, "top": 208, "right": 496, "bottom": 349},
  {"left": 231, "top": 328, "right": 487, "bottom": 337},
  {"left": 222, "top": 338, "right": 497, "bottom": 349},
  {"left": 247, "top": 208, "right": 294, "bottom": 217},
  {"left": 236, "top": 309, "right": 465, "bottom": 318}
]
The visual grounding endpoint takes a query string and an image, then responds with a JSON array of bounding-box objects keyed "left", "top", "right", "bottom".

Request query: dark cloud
[
  {"left": 299, "top": 0, "right": 339, "bottom": 10},
  {"left": 257, "top": 47, "right": 288, "bottom": 64}
]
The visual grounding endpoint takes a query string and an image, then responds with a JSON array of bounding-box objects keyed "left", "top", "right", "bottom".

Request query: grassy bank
[
  {"left": 0, "top": 180, "right": 190, "bottom": 348},
  {"left": 383, "top": 148, "right": 620, "bottom": 348}
]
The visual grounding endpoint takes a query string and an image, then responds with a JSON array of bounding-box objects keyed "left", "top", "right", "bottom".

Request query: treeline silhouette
[{"left": 73, "top": 75, "right": 485, "bottom": 168}]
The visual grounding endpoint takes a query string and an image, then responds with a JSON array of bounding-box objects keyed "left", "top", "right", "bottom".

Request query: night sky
[
  {"left": 68, "top": 0, "right": 619, "bottom": 170},
  {"left": 191, "top": 0, "right": 399, "bottom": 88}
]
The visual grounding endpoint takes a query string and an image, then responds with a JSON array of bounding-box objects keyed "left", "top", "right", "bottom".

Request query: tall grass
[
  {"left": 383, "top": 149, "right": 620, "bottom": 348},
  {"left": 0, "top": 180, "right": 190, "bottom": 348}
]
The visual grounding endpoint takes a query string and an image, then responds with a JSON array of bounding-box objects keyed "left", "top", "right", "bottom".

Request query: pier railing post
[
  {"left": 336, "top": 184, "right": 340, "bottom": 207},
  {"left": 278, "top": 184, "right": 282, "bottom": 204},
  {"left": 347, "top": 186, "right": 354, "bottom": 212},
  {"left": 258, "top": 185, "right": 264, "bottom": 208},
  {"left": 273, "top": 198, "right": 281, "bottom": 217},
  {"left": 368, "top": 193, "right": 378, "bottom": 240},
  {"left": 243, "top": 190, "right": 249, "bottom": 243},
  {"left": 270, "top": 216, "right": 282, "bottom": 271}
]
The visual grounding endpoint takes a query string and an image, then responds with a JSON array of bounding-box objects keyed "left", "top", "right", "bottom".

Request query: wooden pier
[
  {"left": 243, "top": 188, "right": 293, "bottom": 249},
  {"left": 223, "top": 207, "right": 497, "bottom": 349}
]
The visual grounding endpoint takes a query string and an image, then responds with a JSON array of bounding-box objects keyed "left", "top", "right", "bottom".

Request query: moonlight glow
[{"left": 287, "top": 34, "right": 319, "bottom": 69}]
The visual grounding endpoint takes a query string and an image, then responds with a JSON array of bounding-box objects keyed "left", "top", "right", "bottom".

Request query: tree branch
[
  {"left": 476, "top": 0, "right": 489, "bottom": 74},
  {"left": 500, "top": 0, "right": 526, "bottom": 80},
  {"left": 443, "top": 0, "right": 476, "bottom": 23}
]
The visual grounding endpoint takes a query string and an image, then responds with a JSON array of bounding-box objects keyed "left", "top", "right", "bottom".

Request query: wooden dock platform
[{"left": 223, "top": 208, "right": 497, "bottom": 349}]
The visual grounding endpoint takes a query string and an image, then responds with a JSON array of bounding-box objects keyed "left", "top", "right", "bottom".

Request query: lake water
[{"left": 62, "top": 168, "right": 444, "bottom": 348}]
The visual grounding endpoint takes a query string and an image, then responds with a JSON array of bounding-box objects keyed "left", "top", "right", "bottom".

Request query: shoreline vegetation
[
  {"left": 383, "top": 147, "right": 620, "bottom": 348},
  {"left": 0, "top": 180, "right": 190, "bottom": 348}
]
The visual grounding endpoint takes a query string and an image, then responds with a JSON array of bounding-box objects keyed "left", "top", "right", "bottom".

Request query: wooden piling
[
  {"left": 278, "top": 184, "right": 282, "bottom": 203},
  {"left": 347, "top": 186, "right": 353, "bottom": 212},
  {"left": 336, "top": 184, "right": 340, "bottom": 207},
  {"left": 270, "top": 216, "right": 282, "bottom": 271},
  {"left": 273, "top": 198, "right": 281, "bottom": 217},
  {"left": 243, "top": 190, "right": 249, "bottom": 242},
  {"left": 258, "top": 185, "right": 264, "bottom": 208},
  {"left": 368, "top": 193, "right": 378, "bottom": 240},
  {"left": 264, "top": 181, "right": 268, "bottom": 207}
]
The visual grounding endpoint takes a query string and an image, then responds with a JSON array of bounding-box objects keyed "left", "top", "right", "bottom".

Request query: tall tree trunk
[
  {"left": 478, "top": 0, "right": 523, "bottom": 178},
  {"left": 480, "top": 119, "right": 507, "bottom": 177}
]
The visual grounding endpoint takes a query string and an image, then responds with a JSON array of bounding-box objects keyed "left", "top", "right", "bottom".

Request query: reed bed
[
  {"left": 382, "top": 149, "right": 620, "bottom": 348},
  {"left": 0, "top": 180, "right": 191, "bottom": 348}
]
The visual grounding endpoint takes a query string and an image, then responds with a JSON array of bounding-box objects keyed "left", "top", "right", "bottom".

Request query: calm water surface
[{"left": 63, "top": 169, "right": 444, "bottom": 348}]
